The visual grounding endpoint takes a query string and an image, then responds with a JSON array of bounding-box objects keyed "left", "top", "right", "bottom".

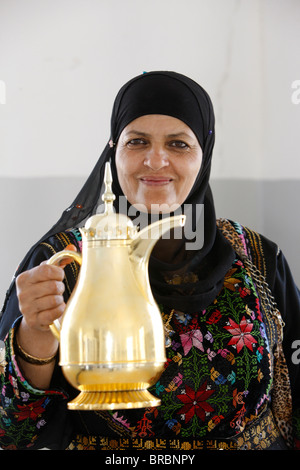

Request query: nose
[{"left": 143, "top": 146, "right": 169, "bottom": 171}]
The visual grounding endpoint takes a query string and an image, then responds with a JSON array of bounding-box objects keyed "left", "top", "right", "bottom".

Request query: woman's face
[{"left": 115, "top": 114, "right": 203, "bottom": 213}]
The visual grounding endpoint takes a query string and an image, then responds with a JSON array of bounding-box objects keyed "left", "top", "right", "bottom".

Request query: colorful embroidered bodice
[
  {"left": 87, "top": 258, "right": 272, "bottom": 442},
  {"left": 2, "top": 223, "right": 300, "bottom": 450}
]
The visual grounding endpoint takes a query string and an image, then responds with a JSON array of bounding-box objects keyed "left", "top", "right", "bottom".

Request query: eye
[
  {"left": 126, "top": 138, "right": 147, "bottom": 147},
  {"left": 169, "top": 140, "right": 190, "bottom": 149}
]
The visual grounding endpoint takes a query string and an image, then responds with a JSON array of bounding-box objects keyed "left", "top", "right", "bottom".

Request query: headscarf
[{"left": 3, "top": 71, "right": 235, "bottom": 315}]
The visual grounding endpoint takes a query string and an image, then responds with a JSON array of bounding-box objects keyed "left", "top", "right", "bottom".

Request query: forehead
[{"left": 121, "top": 114, "right": 196, "bottom": 137}]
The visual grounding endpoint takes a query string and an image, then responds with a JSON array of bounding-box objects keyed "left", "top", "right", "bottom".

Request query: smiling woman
[
  {"left": 0, "top": 71, "right": 299, "bottom": 451},
  {"left": 115, "top": 114, "right": 203, "bottom": 212}
]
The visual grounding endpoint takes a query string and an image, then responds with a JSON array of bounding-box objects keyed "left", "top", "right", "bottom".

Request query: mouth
[{"left": 140, "top": 177, "right": 173, "bottom": 186}]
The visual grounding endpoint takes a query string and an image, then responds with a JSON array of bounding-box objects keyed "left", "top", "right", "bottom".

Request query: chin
[{"left": 132, "top": 201, "right": 181, "bottom": 214}]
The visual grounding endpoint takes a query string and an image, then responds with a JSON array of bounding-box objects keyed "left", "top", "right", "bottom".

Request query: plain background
[{"left": 0, "top": 0, "right": 299, "bottom": 305}]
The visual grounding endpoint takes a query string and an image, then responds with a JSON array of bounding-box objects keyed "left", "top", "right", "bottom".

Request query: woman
[{"left": 0, "top": 71, "right": 299, "bottom": 450}]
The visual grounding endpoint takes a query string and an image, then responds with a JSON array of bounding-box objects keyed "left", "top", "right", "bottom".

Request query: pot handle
[{"left": 46, "top": 249, "right": 82, "bottom": 340}]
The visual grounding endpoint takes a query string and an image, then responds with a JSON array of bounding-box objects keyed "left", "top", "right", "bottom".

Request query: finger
[
  {"left": 17, "top": 279, "right": 65, "bottom": 314},
  {"left": 65, "top": 244, "right": 77, "bottom": 252},
  {"left": 33, "top": 293, "right": 65, "bottom": 314},
  {"left": 26, "top": 302, "right": 66, "bottom": 331},
  {"left": 30, "top": 280, "right": 65, "bottom": 301},
  {"left": 58, "top": 244, "right": 78, "bottom": 268},
  {"left": 39, "top": 303, "right": 66, "bottom": 330},
  {"left": 19, "top": 264, "right": 65, "bottom": 285}
]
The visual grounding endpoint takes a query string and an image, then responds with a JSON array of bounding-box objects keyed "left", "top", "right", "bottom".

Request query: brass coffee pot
[{"left": 47, "top": 162, "right": 185, "bottom": 411}]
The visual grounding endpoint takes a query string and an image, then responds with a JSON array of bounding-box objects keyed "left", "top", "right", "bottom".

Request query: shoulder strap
[
  {"left": 217, "top": 218, "right": 293, "bottom": 447},
  {"left": 216, "top": 218, "right": 265, "bottom": 271},
  {"left": 217, "top": 218, "right": 284, "bottom": 336}
]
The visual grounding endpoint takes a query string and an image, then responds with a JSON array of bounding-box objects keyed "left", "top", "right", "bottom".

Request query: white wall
[
  {"left": 0, "top": 0, "right": 299, "bottom": 303},
  {"left": 1, "top": 0, "right": 300, "bottom": 179}
]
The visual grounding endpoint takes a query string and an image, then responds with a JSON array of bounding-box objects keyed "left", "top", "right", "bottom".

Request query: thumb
[
  {"left": 65, "top": 244, "right": 77, "bottom": 252},
  {"left": 59, "top": 244, "right": 78, "bottom": 268}
]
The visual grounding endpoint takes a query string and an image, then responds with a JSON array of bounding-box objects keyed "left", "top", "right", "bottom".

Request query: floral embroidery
[
  {"left": 0, "top": 323, "right": 67, "bottom": 449},
  {"left": 1, "top": 256, "right": 271, "bottom": 448},
  {"left": 224, "top": 316, "right": 258, "bottom": 353},
  {"left": 223, "top": 268, "right": 242, "bottom": 291},
  {"left": 1, "top": 226, "right": 298, "bottom": 449},
  {"left": 180, "top": 329, "right": 204, "bottom": 355},
  {"left": 15, "top": 398, "right": 47, "bottom": 422},
  {"left": 136, "top": 414, "right": 155, "bottom": 437},
  {"left": 177, "top": 383, "right": 215, "bottom": 423}
]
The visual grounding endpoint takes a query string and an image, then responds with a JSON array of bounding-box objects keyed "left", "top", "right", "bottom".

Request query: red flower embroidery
[
  {"left": 224, "top": 316, "right": 257, "bottom": 353},
  {"left": 15, "top": 398, "right": 46, "bottom": 421},
  {"left": 135, "top": 414, "right": 154, "bottom": 438},
  {"left": 207, "top": 309, "right": 222, "bottom": 324},
  {"left": 177, "top": 382, "right": 214, "bottom": 423},
  {"left": 238, "top": 287, "right": 250, "bottom": 298}
]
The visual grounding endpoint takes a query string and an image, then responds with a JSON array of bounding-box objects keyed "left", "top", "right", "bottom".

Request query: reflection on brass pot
[{"left": 47, "top": 162, "right": 186, "bottom": 410}]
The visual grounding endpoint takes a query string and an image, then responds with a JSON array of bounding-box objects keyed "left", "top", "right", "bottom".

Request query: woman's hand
[
  {"left": 16, "top": 244, "right": 77, "bottom": 331},
  {"left": 16, "top": 263, "right": 66, "bottom": 332},
  {"left": 14, "top": 244, "right": 77, "bottom": 389}
]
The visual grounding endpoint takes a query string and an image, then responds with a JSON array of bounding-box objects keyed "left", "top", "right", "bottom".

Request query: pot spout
[{"left": 129, "top": 215, "right": 186, "bottom": 298}]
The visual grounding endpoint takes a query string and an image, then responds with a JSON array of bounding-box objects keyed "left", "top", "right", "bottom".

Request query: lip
[{"left": 140, "top": 177, "right": 173, "bottom": 186}]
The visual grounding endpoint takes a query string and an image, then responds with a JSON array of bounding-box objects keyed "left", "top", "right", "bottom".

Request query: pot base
[{"left": 67, "top": 389, "right": 161, "bottom": 410}]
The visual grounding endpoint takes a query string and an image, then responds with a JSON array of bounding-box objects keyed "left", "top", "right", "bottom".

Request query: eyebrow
[
  {"left": 124, "top": 130, "right": 150, "bottom": 137},
  {"left": 124, "top": 130, "right": 194, "bottom": 140},
  {"left": 167, "top": 132, "right": 193, "bottom": 139}
]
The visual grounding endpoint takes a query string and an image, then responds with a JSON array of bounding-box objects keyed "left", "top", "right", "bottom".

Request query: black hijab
[{"left": 4, "top": 71, "right": 235, "bottom": 314}]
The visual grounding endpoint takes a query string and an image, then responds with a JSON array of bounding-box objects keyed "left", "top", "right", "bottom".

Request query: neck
[{"left": 151, "top": 236, "right": 187, "bottom": 264}]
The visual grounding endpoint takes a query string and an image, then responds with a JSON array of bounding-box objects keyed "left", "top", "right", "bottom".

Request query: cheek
[
  {"left": 175, "top": 158, "right": 202, "bottom": 201},
  {"left": 115, "top": 151, "right": 138, "bottom": 196},
  {"left": 178, "top": 159, "right": 201, "bottom": 185},
  {"left": 115, "top": 150, "right": 129, "bottom": 183}
]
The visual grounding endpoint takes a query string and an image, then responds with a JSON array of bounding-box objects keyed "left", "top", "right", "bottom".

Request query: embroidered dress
[{"left": 0, "top": 224, "right": 299, "bottom": 450}]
